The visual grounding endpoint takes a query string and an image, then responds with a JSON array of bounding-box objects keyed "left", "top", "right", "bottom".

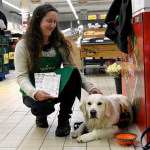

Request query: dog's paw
[
  {"left": 71, "top": 130, "right": 82, "bottom": 138},
  {"left": 77, "top": 134, "right": 91, "bottom": 143}
]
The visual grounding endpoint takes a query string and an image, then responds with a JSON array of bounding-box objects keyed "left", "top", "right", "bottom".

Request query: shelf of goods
[
  {"left": 80, "top": 28, "right": 121, "bottom": 74},
  {"left": 8, "top": 35, "right": 21, "bottom": 69},
  {"left": 0, "top": 35, "right": 9, "bottom": 81}
]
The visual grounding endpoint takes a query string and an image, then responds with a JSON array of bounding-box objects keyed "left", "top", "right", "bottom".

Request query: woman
[{"left": 14, "top": 4, "right": 102, "bottom": 137}]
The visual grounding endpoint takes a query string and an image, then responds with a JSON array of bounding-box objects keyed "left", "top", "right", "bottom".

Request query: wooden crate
[
  {"left": 82, "top": 28, "right": 106, "bottom": 39},
  {"left": 80, "top": 44, "right": 121, "bottom": 58}
]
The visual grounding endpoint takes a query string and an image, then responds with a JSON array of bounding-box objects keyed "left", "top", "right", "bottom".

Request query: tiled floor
[{"left": 0, "top": 69, "right": 146, "bottom": 150}]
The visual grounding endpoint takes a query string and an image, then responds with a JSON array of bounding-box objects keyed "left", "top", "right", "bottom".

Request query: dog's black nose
[{"left": 90, "top": 109, "right": 97, "bottom": 118}]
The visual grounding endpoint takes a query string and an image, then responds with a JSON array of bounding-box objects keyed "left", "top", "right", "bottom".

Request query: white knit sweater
[{"left": 14, "top": 39, "right": 96, "bottom": 100}]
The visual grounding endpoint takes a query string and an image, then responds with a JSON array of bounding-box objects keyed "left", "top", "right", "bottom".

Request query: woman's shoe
[
  {"left": 36, "top": 117, "right": 48, "bottom": 128},
  {"left": 55, "top": 120, "right": 71, "bottom": 136}
]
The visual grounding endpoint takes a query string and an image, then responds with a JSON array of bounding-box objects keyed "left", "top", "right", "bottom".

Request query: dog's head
[{"left": 80, "top": 94, "right": 114, "bottom": 120}]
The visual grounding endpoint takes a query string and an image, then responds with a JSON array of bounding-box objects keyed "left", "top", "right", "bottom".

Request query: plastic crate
[
  {"left": 0, "top": 45, "right": 2, "bottom": 54},
  {"left": 2, "top": 64, "right": 9, "bottom": 73},
  {"left": 0, "top": 54, "right": 3, "bottom": 64},
  {"left": 0, "top": 64, "right": 2, "bottom": 74},
  {"left": 2, "top": 45, "right": 8, "bottom": 53},
  {"left": 0, "top": 36, "right": 9, "bottom": 45},
  {"left": 9, "top": 59, "right": 14, "bottom": 65}
]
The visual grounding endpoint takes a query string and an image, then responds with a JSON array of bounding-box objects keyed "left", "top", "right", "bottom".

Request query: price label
[
  {"left": 3, "top": 53, "right": 9, "bottom": 64},
  {"left": 9, "top": 52, "right": 15, "bottom": 60}
]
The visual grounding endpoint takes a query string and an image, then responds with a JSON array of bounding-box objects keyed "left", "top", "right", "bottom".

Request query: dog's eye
[
  {"left": 98, "top": 102, "right": 102, "bottom": 105},
  {"left": 87, "top": 102, "right": 91, "bottom": 105}
]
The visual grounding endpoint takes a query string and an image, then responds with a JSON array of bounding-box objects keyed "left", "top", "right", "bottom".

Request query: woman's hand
[
  {"left": 89, "top": 88, "right": 103, "bottom": 95},
  {"left": 34, "top": 90, "right": 55, "bottom": 101},
  {"left": 2, "top": 27, "right": 6, "bottom": 30}
]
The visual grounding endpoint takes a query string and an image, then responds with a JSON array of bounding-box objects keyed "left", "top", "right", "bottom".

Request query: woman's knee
[{"left": 28, "top": 100, "right": 55, "bottom": 116}]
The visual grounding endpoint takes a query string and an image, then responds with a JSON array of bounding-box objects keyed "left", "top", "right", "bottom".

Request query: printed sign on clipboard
[{"left": 34, "top": 73, "right": 61, "bottom": 98}]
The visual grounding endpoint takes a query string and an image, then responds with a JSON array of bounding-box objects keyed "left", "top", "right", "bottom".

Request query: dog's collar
[{"left": 115, "top": 103, "right": 131, "bottom": 127}]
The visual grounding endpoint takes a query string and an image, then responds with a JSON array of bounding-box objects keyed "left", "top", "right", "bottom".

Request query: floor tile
[
  {"left": 4, "top": 133, "right": 27, "bottom": 140},
  {"left": 0, "top": 69, "right": 145, "bottom": 150},
  {"left": 10, "top": 127, "right": 31, "bottom": 134},
  {"left": 0, "top": 134, "right": 7, "bottom": 141},
  {"left": 25, "top": 132, "right": 47, "bottom": 140},
  {"left": 45, "top": 132, "right": 66, "bottom": 140},
  {"left": 0, "top": 139, "right": 23, "bottom": 148},
  {"left": 42, "top": 139, "right": 65, "bottom": 147},
  {"left": 17, "top": 148, "right": 39, "bottom": 150},
  {"left": 134, "top": 147, "right": 143, "bottom": 150},
  {"left": 87, "top": 147, "right": 110, "bottom": 150},
  {"left": 63, "top": 147, "right": 86, "bottom": 150},
  {"left": 87, "top": 139, "right": 109, "bottom": 147},
  {"left": 40, "top": 147, "right": 63, "bottom": 150},
  {"left": 111, "top": 147, "right": 135, "bottom": 150},
  {"left": 0, "top": 148, "right": 17, "bottom": 150},
  {"left": 64, "top": 138, "right": 86, "bottom": 147},
  {"left": 19, "top": 140, "right": 43, "bottom": 147}
]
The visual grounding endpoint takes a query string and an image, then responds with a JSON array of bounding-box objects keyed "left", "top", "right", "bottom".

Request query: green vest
[{"left": 20, "top": 46, "right": 81, "bottom": 103}]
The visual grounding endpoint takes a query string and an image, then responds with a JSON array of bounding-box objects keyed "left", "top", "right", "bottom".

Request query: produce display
[{"left": 83, "top": 30, "right": 105, "bottom": 35}]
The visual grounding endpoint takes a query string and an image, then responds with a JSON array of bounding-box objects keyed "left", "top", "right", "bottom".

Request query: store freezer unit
[{"left": 121, "top": 12, "right": 150, "bottom": 142}]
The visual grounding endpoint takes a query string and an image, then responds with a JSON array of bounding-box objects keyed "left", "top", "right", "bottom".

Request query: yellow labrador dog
[{"left": 72, "top": 94, "right": 133, "bottom": 143}]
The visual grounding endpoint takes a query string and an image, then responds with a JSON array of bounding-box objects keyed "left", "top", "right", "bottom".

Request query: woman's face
[{"left": 40, "top": 11, "right": 58, "bottom": 39}]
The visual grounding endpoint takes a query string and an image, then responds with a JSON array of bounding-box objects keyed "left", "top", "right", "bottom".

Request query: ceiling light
[
  {"left": 66, "top": 0, "right": 79, "bottom": 20},
  {"left": 75, "top": 14, "right": 79, "bottom": 20},
  {"left": 2, "top": 0, "right": 24, "bottom": 12},
  {"left": 77, "top": 20, "right": 80, "bottom": 24}
]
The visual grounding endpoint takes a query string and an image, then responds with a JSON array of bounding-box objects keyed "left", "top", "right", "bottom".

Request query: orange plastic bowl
[{"left": 115, "top": 133, "right": 137, "bottom": 146}]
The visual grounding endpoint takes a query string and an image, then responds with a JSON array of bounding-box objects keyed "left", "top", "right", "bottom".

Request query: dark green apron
[{"left": 20, "top": 46, "right": 81, "bottom": 103}]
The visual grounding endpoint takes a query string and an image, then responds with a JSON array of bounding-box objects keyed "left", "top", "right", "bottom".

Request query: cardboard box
[
  {"left": 74, "top": 59, "right": 82, "bottom": 70},
  {"left": 70, "top": 41, "right": 80, "bottom": 51},
  {"left": 73, "top": 52, "right": 81, "bottom": 60},
  {"left": 70, "top": 41, "right": 82, "bottom": 70}
]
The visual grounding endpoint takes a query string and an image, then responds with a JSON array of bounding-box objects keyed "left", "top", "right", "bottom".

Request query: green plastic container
[
  {"left": 0, "top": 64, "right": 2, "bottom": 74},
  {"left": 0, "top": 36, "right": 9, "bottom": 45},
  {"left": 0, "top": 55, "right": 3, "bottom": 65},
  {"left": 0, "top": 45, "right": 2, "bottom": 54},
  {"left": 2, "top": 45, "right": 8, "bottom": 53},
  {"left": 9, "top": 59, "right": 14, "bottom": 65},
  {"left": 2, "top": 64, "right": 9, "bottom": 73}
]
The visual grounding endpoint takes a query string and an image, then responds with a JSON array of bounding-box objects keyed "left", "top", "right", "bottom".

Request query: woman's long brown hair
[{"left": 22, "top": 3, "right": 73, "bottom": 70}]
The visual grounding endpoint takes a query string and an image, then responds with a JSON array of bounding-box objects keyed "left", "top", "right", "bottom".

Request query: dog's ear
[
  {"left": 105, "top": 100, "right": 114, "bottom": 117},
  {"left": 80, "top": 98, "right": 87, "bottom": 117}
]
